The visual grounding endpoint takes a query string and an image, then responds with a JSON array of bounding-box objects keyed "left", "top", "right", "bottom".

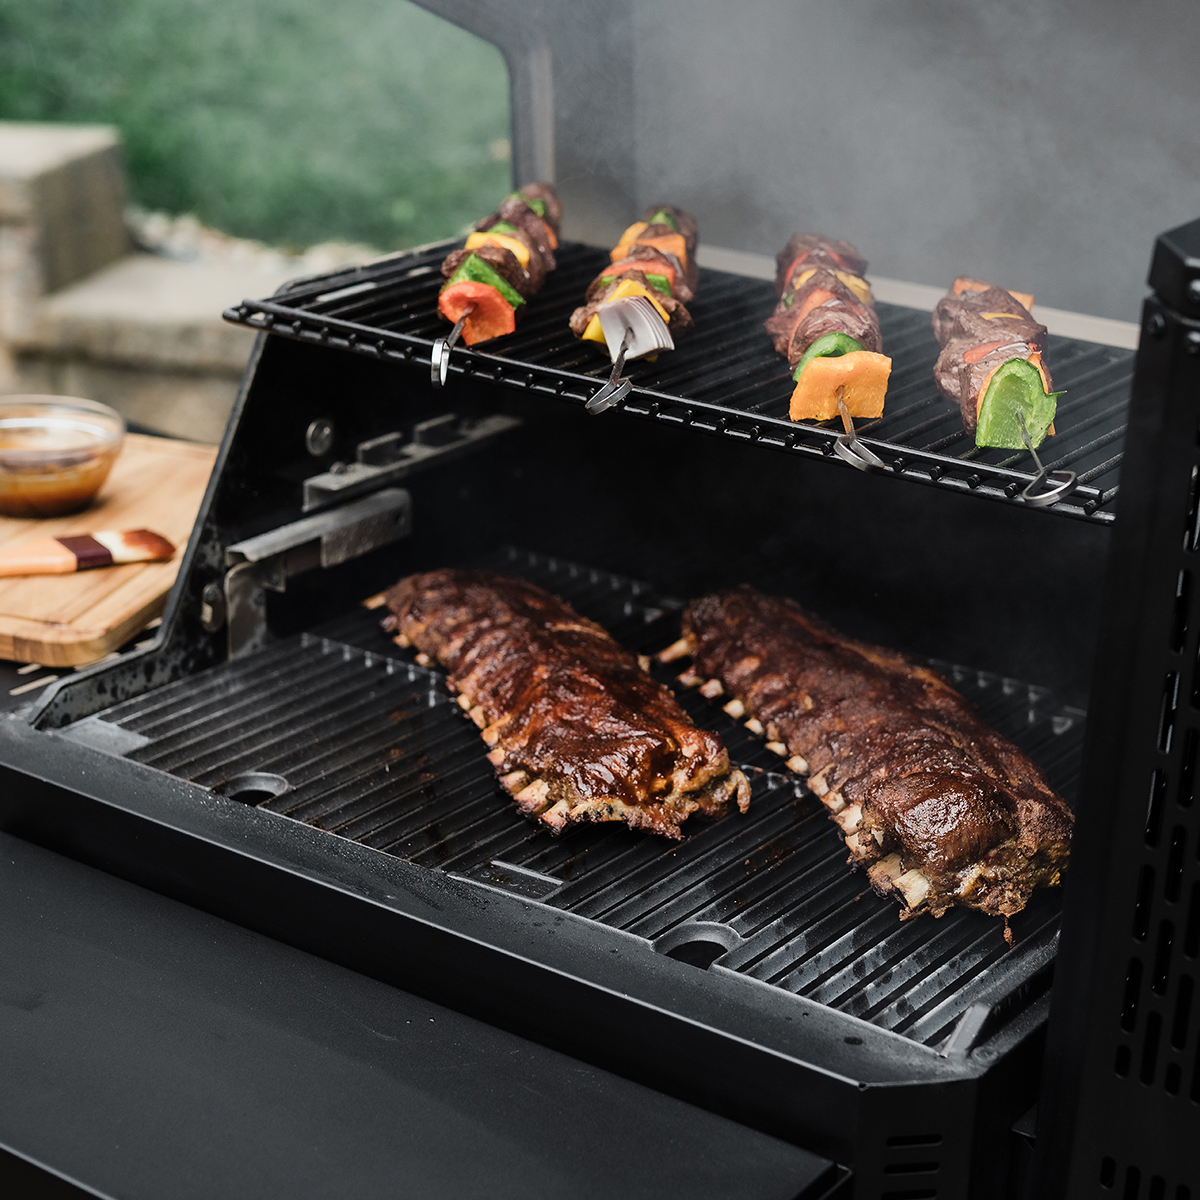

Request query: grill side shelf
[
  {"left": 222, "top": 243, "right": 1132, "bottom": 524},
  {"left": 68, "top": 545, "right": 1084, "bottom": 1053}
]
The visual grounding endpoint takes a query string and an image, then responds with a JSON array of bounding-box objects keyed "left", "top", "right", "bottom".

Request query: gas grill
[{"left": 2, "top": 13, "right": 1199, "bottom": 1196}]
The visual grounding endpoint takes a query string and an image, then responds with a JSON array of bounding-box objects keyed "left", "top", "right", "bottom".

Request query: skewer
[
  {"left": 1018, "top": 411, "right": 1077, "bottom": 508},
  {"left": 585, "top": 326, "right": 634, "bottom": 414},
  {"left": 832, "top": 388, "right": 886, "bottom": 471},
  {"left": 430, "top": 304, "right": 475, "bottom": 388}
]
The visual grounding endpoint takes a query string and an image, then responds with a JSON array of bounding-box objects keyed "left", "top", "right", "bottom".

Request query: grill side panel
[{"left": 1032, "top": 220, "right": 1200, "bottom": 1200}]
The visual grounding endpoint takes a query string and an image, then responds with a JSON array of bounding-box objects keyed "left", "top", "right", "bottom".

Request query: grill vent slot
[
  {"left": 1172, "top": 571, "right": 1191, "bottom": 651},
  {"left": 1158, "top": 673, "right": 1179, "bottom": 754},
  {"left": 1135, "top": 868, "right": 1156, "bottom": 940},
  {"left": 1186, "top": 464, "right": 1200, "bottom": 551},
  {"left": 1100, "top": 1165, "right": 1191, "bottom": 1200},
  {"left": 886, "top": 1134, "right": 943, "bottom": 1148},
  {"left": 1152, "top": 922, "right": 1175, "bottom": 995},
  {"left": 1122, "top": 958, "right": 1144, "bottom": 1030},
  {"left": 1178, "top": 730, "right": 1197, "bottom": 808},
  {"left": 1146, "top": 770, "right": 1168, "bottom": 846},
  {"left": 1171, "top": 976, "right": 1193, "bottom": 1048},
  {"left": 1102, "top": 1156, "right": 1117, "bottom": 1187}
]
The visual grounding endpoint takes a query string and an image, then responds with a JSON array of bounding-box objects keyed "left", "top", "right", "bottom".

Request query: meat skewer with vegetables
[
  {"left": 764, "top": 234, "right": 893, "bottom": 422},
  {"left": 569, "top": 204, "right": 699, "bottom": 363},
  {"left": 931, "top": 277, "right": 1061, "bottom": 449},
  {"left": 436, "top": 182, "right": 562, "bottom": 347}
]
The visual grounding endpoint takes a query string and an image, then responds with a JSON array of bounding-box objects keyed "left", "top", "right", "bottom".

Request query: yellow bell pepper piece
[
  {"left": 835, "top": 271, "right": 872, "bottom": 305},
  {"left": 464, "top": 230, "right": 530, "bottom": 268}
]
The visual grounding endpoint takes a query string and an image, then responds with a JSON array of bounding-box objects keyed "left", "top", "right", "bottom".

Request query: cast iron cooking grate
[
  {"left": 224, "top": 242, "right": 1132, "bottom": 524},
  {"left": 83, "top": 547, "right": 1083, "bottom": 1050}
]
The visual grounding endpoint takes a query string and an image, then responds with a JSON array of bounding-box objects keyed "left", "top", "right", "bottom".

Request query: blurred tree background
[{"left": 0, "top": 0, "right": 512, "bottom": 251}]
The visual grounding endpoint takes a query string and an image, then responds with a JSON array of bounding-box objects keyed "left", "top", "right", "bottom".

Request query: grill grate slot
[
  {"left": 80, "top": 546, "right": 1084, "bottom": 1048},
  {"left": 224, "top": 243, "right": 1132, "bottom": 523}
]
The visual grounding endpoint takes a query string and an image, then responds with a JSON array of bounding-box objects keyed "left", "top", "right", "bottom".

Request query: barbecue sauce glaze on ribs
[
  {"left": 673, "top": 587, "right": 1073, "bottom": 919},
  {"left": 383, "top": 570, "right": 750, "bottom": 838}
]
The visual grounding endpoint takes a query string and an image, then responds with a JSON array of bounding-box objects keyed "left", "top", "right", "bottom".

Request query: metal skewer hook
[
  {"left": 586, "top": 327, "right": 635, "bottom": 415},
  {"left": 430, "top": 304, "right": 475, "bottom": 388},
  {"left": 833, "top": 389, "right": 886, "bottom": 471},
  {"left": 1017, "top": 412, "right": 1077, "bottom": 508}
]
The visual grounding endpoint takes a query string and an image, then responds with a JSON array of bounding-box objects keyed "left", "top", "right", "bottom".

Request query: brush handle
[{"left": 0, "top": 537, "right": 78, "bottom": 577}]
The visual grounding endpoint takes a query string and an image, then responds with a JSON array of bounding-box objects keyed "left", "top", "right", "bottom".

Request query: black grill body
[
  {"left": 1029, "top": 219, "right": 1200, "bottom": 1199},
  {"left": 1, "top": 221, "right": 1195, "bottom": 1199}
]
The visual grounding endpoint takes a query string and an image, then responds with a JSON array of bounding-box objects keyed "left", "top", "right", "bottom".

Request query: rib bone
[{"left": 658, "top": 637, "right": 691, "bottom": 663}]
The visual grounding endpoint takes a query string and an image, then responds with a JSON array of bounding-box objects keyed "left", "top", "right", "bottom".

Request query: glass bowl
[{"left": 0, "top": 396, "right": 126, "bottom": 518}]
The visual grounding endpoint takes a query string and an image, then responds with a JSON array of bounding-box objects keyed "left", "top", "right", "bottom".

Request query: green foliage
[{"left": 0, "top": 0, "right": 512, "bottom": 249}]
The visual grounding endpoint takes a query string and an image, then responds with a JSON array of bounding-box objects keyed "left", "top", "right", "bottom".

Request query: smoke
[{"left": 627, "top": 0, "right": 1200, "bottom": 320}]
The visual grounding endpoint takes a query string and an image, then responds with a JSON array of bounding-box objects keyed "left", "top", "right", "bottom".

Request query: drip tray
[{"left": 66, "top": 546, "right": 1085, "bottom": 1050}]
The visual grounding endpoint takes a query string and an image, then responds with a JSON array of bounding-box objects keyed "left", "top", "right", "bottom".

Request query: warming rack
[{"left": 223, "top": 242, "right": 1133, "bottom": 525}]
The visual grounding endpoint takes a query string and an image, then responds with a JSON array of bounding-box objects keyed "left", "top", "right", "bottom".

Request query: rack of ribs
[
  {"left": 661, "top": 586, "right": 1073, "bottom": 920},
  {"left": 382, "top": 569, "right": 750, "bottom": 838}
]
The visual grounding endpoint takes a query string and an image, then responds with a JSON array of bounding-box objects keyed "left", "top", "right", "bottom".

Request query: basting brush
[{"left": 0, "top": 530, "right": 176, "bottom": 577}]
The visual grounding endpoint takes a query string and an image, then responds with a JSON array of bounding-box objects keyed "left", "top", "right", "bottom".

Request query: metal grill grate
[
  {"left": 85, "top": 547, "right": 1084, "bottom": 1049},
  {"left": 224, "top": 242, "right": 1133, "bottom": 523}
]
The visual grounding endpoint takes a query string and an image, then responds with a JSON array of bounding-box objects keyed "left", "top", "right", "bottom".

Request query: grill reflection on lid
[
  {"left": 224, "top": 242, "right": 1131, "bottom": 522},
  {"left": 81, "top": 546, "right": 1083, "bottom": 1050}
]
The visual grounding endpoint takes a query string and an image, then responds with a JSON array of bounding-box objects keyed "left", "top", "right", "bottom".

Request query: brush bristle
[{"left": 116, "top": 529, "right": 176, "bottom": 560}]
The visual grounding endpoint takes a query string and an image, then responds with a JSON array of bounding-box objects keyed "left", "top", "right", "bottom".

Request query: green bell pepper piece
[
  {"left": 510, "top": 192, "right": 547, "bottom": 218},
  {"left": 488, "top": 221, "right": 519, "bottom": 235},
  {"left": 974, "top": 358, "right": 1061, "bottom": 449},
  {"left": 446, "top": 252, "right": 524, "bottom": 308},
  {"left": 791, "top": 332, "right": 864, "bottom": 381},
  {"left": 646, "top": 208, "right": 679, "bottom": 231}
]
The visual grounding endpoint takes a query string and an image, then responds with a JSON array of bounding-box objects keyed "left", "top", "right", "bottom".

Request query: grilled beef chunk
[
  {"left": 774, "top": 233, "right": 868, "bottom": 294},
  {"left": 591, "top": 244, "right": 695, "bottom": 304},
  {"left": 519, "top": 182, "right": 562, "bottom": 232},
  {"left": 383, "top": 570, "right": 750, "bottom": 839},
  {"left": 478, "top": 197, "right": 557, "bottom": 272},
  {"left": 674, "top": 586, "right": 1073, "bottom": 918},
  {"left": 570, "top": 270, "right": 695, "bottom": 337},
  {"left": 765, "top": 266, "right": 883, "bottom": 364},
  {"left": 441, "top": 244, "right": 534, "bottom": 298},
  {"left": 931, "top": 278, "right": 1053, "bottom": 437}
]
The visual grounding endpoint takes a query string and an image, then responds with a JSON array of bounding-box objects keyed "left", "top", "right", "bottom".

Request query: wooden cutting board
[{"left": 0, "top": 433, "right": 216, "bottom": 666}]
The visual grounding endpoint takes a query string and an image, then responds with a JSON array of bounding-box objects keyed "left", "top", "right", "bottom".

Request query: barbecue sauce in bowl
[{"left": 0, "top": 397, "right": 125, "bottom": 518}]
